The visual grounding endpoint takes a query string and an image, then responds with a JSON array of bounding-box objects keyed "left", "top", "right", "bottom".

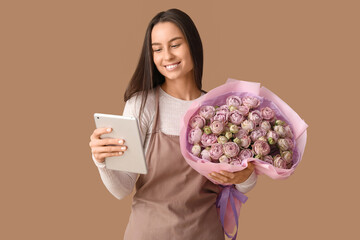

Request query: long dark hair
[{"left": 124, "top": 8, "right": 205, "bottom": 127}]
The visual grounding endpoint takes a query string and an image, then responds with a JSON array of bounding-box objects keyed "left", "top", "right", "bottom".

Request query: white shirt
[{"left": 92, "top": 86, "right": 257, "bottom": 199}]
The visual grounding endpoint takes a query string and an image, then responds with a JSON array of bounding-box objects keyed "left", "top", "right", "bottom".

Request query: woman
[{"left": 89, "top": 8, "right": 257, "bottom": 240}]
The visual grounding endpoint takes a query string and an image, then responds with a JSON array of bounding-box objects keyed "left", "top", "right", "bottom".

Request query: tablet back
[{"left": 94, "top": 113, "right": 147, "bottom": 174}]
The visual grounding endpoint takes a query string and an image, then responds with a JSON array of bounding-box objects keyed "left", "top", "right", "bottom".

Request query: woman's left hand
[{"left": 208, "top": 162, "right": 255, "bottom": 185}]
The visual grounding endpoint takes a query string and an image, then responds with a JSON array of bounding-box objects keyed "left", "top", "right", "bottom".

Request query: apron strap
[{"left": 151, "top": 86, "right": 160, "bottom": 133}]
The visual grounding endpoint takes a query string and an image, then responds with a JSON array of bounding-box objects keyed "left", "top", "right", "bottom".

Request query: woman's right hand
[{"left": 89, "top": 127, "right": 127, "bottom": 163}]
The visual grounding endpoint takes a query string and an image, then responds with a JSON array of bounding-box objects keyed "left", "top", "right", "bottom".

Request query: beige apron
[{"left": 124, "top": 86, "right": 225, "bottom": 240}]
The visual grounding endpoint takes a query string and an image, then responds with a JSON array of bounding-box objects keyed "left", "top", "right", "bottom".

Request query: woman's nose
[{"left": 163, "top": 48, "right": 174, "bottom": 60}]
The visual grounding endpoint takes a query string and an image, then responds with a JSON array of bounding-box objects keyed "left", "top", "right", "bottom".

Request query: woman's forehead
[{"left": 151, "top": 22, "right": 184, "bottom": 44}]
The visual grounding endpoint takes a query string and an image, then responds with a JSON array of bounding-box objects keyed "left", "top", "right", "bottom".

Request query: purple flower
[
  {"left": 229, "top": 110, "right": 245, "bottom": 125},
  {"left": 262, "top": 155, "right": 274, "bottom": 164},
  {"left": 250, "top": 127, "right": 267, "bottom": 142},
  {"left": 239, "top": 135, "right": 251, "bottom": 149},
  {"left": 274, "top": 125, "right": 286, "bottom": 138},
  {"left": 229, "top": 157, "right": 242, "bottom": 165},
  {"left": 277, "top": 138, "right": 294, "bottom": 151},
  {"left": 209, "top": 143, "right": 224, "bottom": 160},
  {"left": 226, "top": 95, "right": 242, "bottom": 108},
  {"left": 273, "top": 155, "right": 287, "bottom": 169},
  {"left": 241, "top": 120, "right": 256, "bottom": 132},
  {"left": 253, "top": 139, "right": 271, "bottom": 156},
  {"left": 248, "top": 110, "right": 263, "bottom": 125},
  {"left": 266, "top": 130, "right": 279, "bottom": 145},
  {"left": 261, "top": 107, "right": 275, "bottom": 120},
  {"left": 187, "top": 127, "right": 203, "bottom": 144},
  {"left": 234, "top": 128, "right": 249, "bottom": 139},
  {"left": 200, "top": 149, "right": 211, "bottom": 161},
  {"left": 199, "top": 105, "right": 216, "bottom": 119},
  {"left": 242, "top": 96, "right": 261, "bottom": 109},
  {"left": 281, "top": 150, "right": 293, "bottom": 164},
  {"left": 211, "top": 111, "right": 229, "bottom": 124},
  {"left": 210, "top": 120, "right": 224, "bottom": 135},
  {"left": 239, "top": 149, "right": 254, "bottom": 161},
  {"left": 237, "top": 105, "right": 250, "bottom": 116},
  {"left": 216, "top": 105, "right": 230, "bottom": 114},
  {"left": 189, "top": 114, "right": 206, "bottom": 129},
  {"left": 223, "top": 142, "right": 240, "bottom": 158},
  {"left": 260, "top": 121, "right": 272, "bottom": 131},
  {"left": 200, "top": 133, "right": 218, "bottom": 147}
]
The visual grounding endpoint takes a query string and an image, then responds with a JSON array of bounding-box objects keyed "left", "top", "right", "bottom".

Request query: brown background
[{"left": 1, "top": 0, "right": 359, "bottom": 239}]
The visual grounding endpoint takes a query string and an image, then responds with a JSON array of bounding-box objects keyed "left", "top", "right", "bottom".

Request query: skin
[{"left": 89, "top": 21, "right": 254, "bottom": 184}]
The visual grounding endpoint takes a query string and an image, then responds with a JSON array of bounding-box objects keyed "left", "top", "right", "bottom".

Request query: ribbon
[{"left": 216, "top": 185, "right": 248, "bottom": 240}]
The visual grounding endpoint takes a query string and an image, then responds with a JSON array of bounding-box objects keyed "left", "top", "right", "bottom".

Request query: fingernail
[
  {"left": 107, "top": 128, "right": 111, "bottom": 132},
  {"left": 119, "top": 140, "right": 123, "bottom": 144},
  {"left": 119, "top": 152, "right": 123, "bottom": 155},
  {"left": 121, "top": 146, "right": 126, "bottom": 150}
]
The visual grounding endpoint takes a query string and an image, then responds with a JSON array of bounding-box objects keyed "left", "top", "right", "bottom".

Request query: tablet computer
[{"left": 94, "top": 113, "right": 147, "bottom": 174}]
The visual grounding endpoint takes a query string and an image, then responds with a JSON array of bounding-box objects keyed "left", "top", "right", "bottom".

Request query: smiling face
[{"left": 151, "top": 21, "right": 194, "bottom": 83}]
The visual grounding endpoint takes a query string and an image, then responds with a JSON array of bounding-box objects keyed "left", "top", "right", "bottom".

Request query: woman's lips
[{"left": 165, "top": 61, "right": 181, "bottom": 71}]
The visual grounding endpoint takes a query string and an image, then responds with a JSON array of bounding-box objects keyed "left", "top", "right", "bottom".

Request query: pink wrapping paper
[
  {"left": 180, "top": 78, "right": 308, "bottom": 181},
  {"left": 179, "top": 79, "right": 309, "bottom": 234}
]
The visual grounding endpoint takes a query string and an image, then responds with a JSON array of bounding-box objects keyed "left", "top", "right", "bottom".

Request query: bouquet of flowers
[{"left": 179, "top": 79, "right": 308, "bottom": 239}]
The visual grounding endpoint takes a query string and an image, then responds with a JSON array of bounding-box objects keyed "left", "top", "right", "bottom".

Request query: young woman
[{"left": 89, "top": 8, "right": 257, "bottom": 240}]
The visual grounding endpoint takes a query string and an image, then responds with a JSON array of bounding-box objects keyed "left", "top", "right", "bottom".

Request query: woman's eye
[
  {"left": 171, "top": 44, "right": 180, "bottom": 48},
  {"left": 153, "top": 49, "right": 161, "bottom": 52}
]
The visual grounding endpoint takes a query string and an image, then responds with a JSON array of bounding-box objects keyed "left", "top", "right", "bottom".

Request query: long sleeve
[
  {"left": 92, "top": 155, "right": 138, "bottom": 200},
  {"left": 92, "top": 93, "right": 154, "bottom": 200}
]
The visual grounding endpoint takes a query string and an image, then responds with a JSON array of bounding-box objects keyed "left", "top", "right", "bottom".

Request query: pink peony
[
  {"left": 209, "top": 143, "right": 224, "bottom": 160},
  {"left": 260, "top": 121, "right": 272, "bottom": 131},
  {"left": 239, "top": 149, "right": 254, "bottom": 161},
  {"left": 223, "top": 142, "right": 240, "bottom": 158},
  {"left": 253, "top": 139, "right": 271, "bottom": 156},
  {"left": 237, "top": 105, "right": 250, "bottom": 116},
  {"left": 281, "top": 150, "right": 293, "bottom": 164},
  {"left": 266, "top": 130, "right": 279, "bottom": 145},
  {"left": 226, "top": 95, "right": 242, "bottom": 108},
  {"left": 211, "top": 111, "right": 229, "bottom": 124},
  {"left": 242, "top": 96, "right": 261, "bottom": 109},
  {"left": 261, "top": 107, "right": 275, "bottom": 120},
  {"left": 277, "top": 138, "right": 294, "bottom": 151},
  {"left": 239, "top": 135, "right": 251, "bottom": 149},
  {"left": 250, "top": 127, "right": 267, "bottom": 142},
  {"left": 216, "top": 105, "right": 230, "bottom": 114},
  {"left": 200, "top": 149, "right": 211, "bottom": 161},
  {"left": 274, "top": 125, "right": 286, "bottom": 138},
  {"left": 234, "top": 128, "right": 249, "bottom": 139},
  {"left": 273, "top": 155, "right": 287, "bottom": 169},
  {"left": 229, "top": 156, "right": 242, "bottom": 165},
  {"left": 262, "top": 155, "right": 274, "bottom": 164},
  {"left": 248, "top": 110, "right": 263, "bottom": 125},
  {"left": 229, "top": 110, "right": 245, "bottom": 125},
  {"left": 199, "top": 105, "right": 216, "bottom": 119},
  {"left": 200, "top": 133, "right": 218, "bottom": 147},
  {"left": 241, "top": 120, "right": 256, "bottom": 132},
  {"left": 210, "top": 120, "right": 225, "bottom": 135},
  {"left": 189, "top": 115, "right": 206, "bottom": 129},
  {"left": 187, "top": 127, "right": 203, "bottom": 144}
]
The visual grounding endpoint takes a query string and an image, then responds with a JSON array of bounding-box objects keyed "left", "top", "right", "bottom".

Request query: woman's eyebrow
[{"left": 151, "top": 37, "right": 183, "bottom": 46}]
